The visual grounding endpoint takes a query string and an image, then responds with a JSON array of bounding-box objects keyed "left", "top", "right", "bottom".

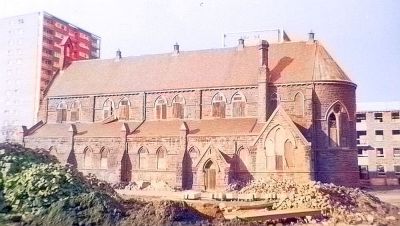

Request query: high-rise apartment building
[
  {"left": 0, "top": 11, "right": 101, "bottom": 142},
  {"left": 356, "top": 102, "right": 400, "bottom": 186}
]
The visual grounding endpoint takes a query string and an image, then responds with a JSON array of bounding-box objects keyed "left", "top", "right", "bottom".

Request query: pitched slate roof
[
  {"left": 27, "top": 122, "right": 141, "bottom": 138},
  {"left": 26, "top": 118, "right": 263, "bottom": 138},
  {"left": 47, "top": 41, "right": 353, "bottom": 97}
]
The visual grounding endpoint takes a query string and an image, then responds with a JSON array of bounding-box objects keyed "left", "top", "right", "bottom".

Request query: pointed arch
[
  {"left": 118, "top": 96, "right": 130, "bottom": 120},
  {"left": 231, "top": 92, "right": 246, "bottom": 117},
  {"left": 274, "top": 128, "right": 285, "bottom": 170},
  {"left": 265, "top": 139, "right": 275, "bottom": 170},
  {"left": 284, "top": 139, "right": 295, "bottom": 168},
  {"left": 103, "top": 98, "right": 114, "bottom": 119},
  {"left": 56, "top": 101, "right": 67, "bottom": 123},
  {"left": 49, "top": 146, "right": 57, "bottom": 155},
  {"left": 138, "top": 146, "right": 149, "bottom": 169},
  {"left": 155, "top": 96, "right": 167, "bottom": 120},
  {"left": 83, "top": 146, "right": 93, "bottom": 169},
  {"left": 156, "top": 146, "right": 167, "bottom": 169},
  {"left": 70, "top": 100, "right": 81, "bottom": 122},
  {"left": 237, "top": 146, "right": 250, "bottom": 171},
  {"left": 326, "top": 101, "right": 350, "bottom": 148},
  {"left": 100, "top": 147, "right": 109, "bottom": 169},
  {"left": 188, "top": 146, "right": 200, "bottom": 160},
  {"left": 294, "top": 92, "right": 304, "bottom": 116},
  {"left": 324, "top": 100, "right": 350, "bottom": 121},
  {"left": 212, "top": 92, "right": 226, "bottom": 118},
  {"left": 172, "top": 94, "right": 185, "bottom": 119}
]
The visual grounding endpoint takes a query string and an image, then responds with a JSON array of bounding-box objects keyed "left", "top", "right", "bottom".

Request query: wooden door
[{"left": 204, "top": 168, "right": 216, "bottom": 190}]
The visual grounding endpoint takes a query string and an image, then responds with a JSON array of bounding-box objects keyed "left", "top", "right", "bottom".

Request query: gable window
[
  {"left": 284, "top": 140, "right": 295, "bottom": 168},
  {"left": 56, "top": 102, "right": 67, "bottom": 123},
  {"left": 172, "top": 95, "right": 185, "bottom": 119},
  {"left": 374, "top": 112, "right": 383, "bottom": 122},
  {"left": 232, "top": 92, "right": 246, "bottom": 117},
  {"left": 70, "top": 101, "right": 80, "bottom": 122},
  {"left": 118, "top": 98, "right": 130, "bottom": 120},
  {"left": 212, "top": 92, "right": 226, "bottom": 118},
  {"left": 155, "top": 96, "right": 167, "bottom": 120},
  {"left": 103, "top": 99, "right": 114, "bottom": 119}
]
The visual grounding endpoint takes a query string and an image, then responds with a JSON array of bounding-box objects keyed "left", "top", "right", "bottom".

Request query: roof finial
[
  {"left": 115, "top": 49, "right": 122, "bottom": 61},
  {"left": 308, "top": 30, "right": 315, "bottom": 43},
  {"left": 173, "top": 42, "right": 180, "bottom": 55}
]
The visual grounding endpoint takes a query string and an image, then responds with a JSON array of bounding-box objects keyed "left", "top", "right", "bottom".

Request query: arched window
[
  {"left": 118, "top": 97, "right": 130, "bottom": 120},
  {"left": 265, "top": 139, "right": 275, "bottom": 170},
  {"left": 172, "top": 95, "right": 185, "bottom": 119},
  {"left": 275, "top": 128, "right": 284, "bottom": 170},
  {"left": 284, "top": 140, "right": 295, "bottom": 168},
  {"left": 328, "top": 113, "right": 338, "bottom": 147},
  {"left": 327, "top": 103, "right": 349, "bottom": 148},
  {"left": 294, "top": 92, "right": 304, "bottom": 116},
  {"left": 56, "top": 102, "right": 67, "bottom": 123},
  {"left": 232, "top": 92, "right": 246, "bottom": 117},
  {"left": 189, "top": 147, "right": 199, "bottom": 161},
  {"left": 70, "top": 101, "right": 80, "bottom": 122},
  {"left": 83, "top": 147, "right": 93, "bottom": 169},
  {"left": 270, "top": 92, "right": 279, "bottom": 113},
  {"left": 238, "top": 147, "right": 250, "bottom": 171},
  {"left": 155, "top": 96, "right": 167, "bottom": 120},
  {"left": 100, "top": 147, "right": 108, "bottom": 169},
  {"left": 103, "top": 99, "right": 114, "bottom": 119},
  {"left": 156, "top": 147, "right": 167, "bottom": 169},
  {"left": 138, "top": 147, "right": 148, "bottom": 169},
  {"left": 212, "top": 92, "right": 226, "bottom": 118}
]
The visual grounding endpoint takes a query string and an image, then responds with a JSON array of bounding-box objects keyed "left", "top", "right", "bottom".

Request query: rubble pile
[
  {"left": 114, "top": 180, "right": 175, "bottom": 192},
  {"left": 236, "top": 178, "right": 399, "bottom": 225},
  {"left": 0, "top": 143, "right": 124, "bottom": 225},
  {"left": 142, "top": 180, "right": 175, "bottom": 192}
]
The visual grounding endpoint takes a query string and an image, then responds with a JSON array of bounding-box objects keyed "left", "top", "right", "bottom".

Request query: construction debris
[
  {"left": 113, "top": 180, "right": 175, "bottom": 192},
  {"left": 231, "top": 178, "right": 400, "bottom": 225}
]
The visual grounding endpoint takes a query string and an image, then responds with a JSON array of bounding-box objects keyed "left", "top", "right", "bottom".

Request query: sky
[{"left": 1, "top": 0, "right": 399, "bottom": 103}]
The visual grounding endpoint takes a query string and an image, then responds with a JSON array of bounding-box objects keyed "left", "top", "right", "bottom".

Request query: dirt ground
[{"left": 368, "top": 189, "right": 400, "bottom": 207}]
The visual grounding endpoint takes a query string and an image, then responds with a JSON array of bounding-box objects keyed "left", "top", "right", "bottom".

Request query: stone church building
[{"left": 23, "top": 34, "right": 359, "bottom": 190}]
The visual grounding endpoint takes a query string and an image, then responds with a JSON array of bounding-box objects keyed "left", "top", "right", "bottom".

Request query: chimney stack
[
  {"left": 259, "top": 40, "right": 269, "bottom": 67},
  {"left": 173, "top": 42, "right": 180, "bottom": 55},
  {"left": 308, "top": 31, "right": 315, "bottom": 43},
  {"left": 115, "top": 49, "right": 122, "bottom": 61},
  {"left": 237, "top": 38, "right": 244, "bottom": 50}
]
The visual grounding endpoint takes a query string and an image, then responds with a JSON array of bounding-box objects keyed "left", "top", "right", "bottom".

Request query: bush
[{"left": 3, "top": 163, "right": 86, "bottom": 214}]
